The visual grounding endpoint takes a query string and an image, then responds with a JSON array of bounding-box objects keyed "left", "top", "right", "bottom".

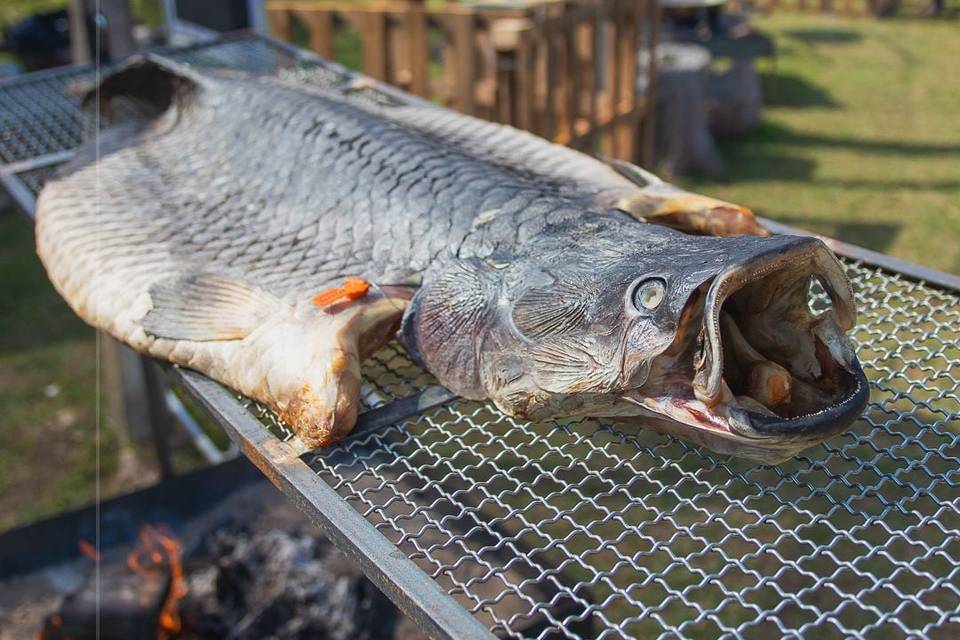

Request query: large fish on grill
[{"left": 35, "top": 56, "right": 869, "bottom": 463}]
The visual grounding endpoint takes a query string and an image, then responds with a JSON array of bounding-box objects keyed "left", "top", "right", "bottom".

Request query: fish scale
[{"left": 36, "top": 55, "right": 865, "bottom": 459}]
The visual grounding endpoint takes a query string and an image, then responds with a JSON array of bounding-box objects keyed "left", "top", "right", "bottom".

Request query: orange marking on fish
[{"left": 312, "top": 278, "right": 371, "bottom": 308}]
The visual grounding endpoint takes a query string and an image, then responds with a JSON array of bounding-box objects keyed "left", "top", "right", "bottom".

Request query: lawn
[
  {"left": 681, "top": 13, "right": 960, "bottom": 273},
  {"left": 0, "top": 9, "right": 957, "bottom": 532}
]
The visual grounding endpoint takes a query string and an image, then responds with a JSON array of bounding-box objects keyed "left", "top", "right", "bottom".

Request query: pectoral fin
[
  {"left": 399, "top": 259, "right": 499, "bottom": 399},
  {"left": 142, "top": 273, "right": 279, "bottom": 341},
  {"left": 601, "top": 157, "right": 768, "bottom": 237}
]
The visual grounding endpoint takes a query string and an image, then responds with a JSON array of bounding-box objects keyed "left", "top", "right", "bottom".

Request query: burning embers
[
  {"left": 35, "top": 520, "right": 400, "bottom": 640},
  {"left": 37, "top": 526, "right": 186, "bottom": 640},
  {"left": 127, "top": 526, "right": 187, "bottom": 637}
]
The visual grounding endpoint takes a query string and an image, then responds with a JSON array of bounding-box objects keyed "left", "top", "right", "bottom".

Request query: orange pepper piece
[{"left": 312, "top": 277, "right": 371, "bottom": 307}]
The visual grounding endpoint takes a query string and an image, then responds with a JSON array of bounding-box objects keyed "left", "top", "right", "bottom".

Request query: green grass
[
  {"left": 680, "top": 14, "right": 960, "bottom": 274},
  {"left": 0, "top": 212, "right": 213, "bottom": 531},
  {"left": 0, "top": 213, "right": 114, "bottom": 530},
  {"left": 0, "top": 0, "right": 163, "bottom": 28}
]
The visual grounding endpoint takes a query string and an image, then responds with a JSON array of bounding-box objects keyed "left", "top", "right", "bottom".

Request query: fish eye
[{"left": 632, "top": 279, "right": 665, "bottom": 312}]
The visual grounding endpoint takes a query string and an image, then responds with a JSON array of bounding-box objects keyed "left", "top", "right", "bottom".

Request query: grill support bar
[{"left": 176, "top": 369, "right": 496, "bottom": 640}]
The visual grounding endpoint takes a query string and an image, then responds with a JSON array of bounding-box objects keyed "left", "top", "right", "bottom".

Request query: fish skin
[{"left": 35, "top": 56, "right": 865, "bottom": 456}]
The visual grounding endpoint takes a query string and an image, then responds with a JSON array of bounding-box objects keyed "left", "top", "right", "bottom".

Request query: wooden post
[
  {"left": 98, "top": 0, "right": 137, "bottom": 60},
  {"left": 268, "top": 6, "right": 293, "bottom": 41},
  {"left": 361, "top": 11, "right": 389, "bottom": 81},
  {"left": 515, "top": 28, "right": 535, "bottom": 131},
  {"left": 451, "top": 13, "right": 477, "bottom": 115},
  {"left": 141, "top": 358, "right": 175, "bottom": 480},
  {"left": 407, "top": 4, "right": 430, "bottom": 97},
  {"left": 67, "top": 0, "right": 92, "bottom": 64},
  {"left": 301, "top": 10, "right": 335, "bottom": 58},
  {"left": 641, "top": 0, "right": 659, "bottom": 168},
  {"left": 101, "top": 337, "right": 175, "bottom": 479},
  {"left": 101, "top": 336, "right": 152, "bottom": 443}
]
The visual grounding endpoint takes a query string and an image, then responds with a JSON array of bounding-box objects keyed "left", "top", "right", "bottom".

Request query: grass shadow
[
  {"left": 782, "top": 28, "right": 863, "bottom": 45},
  {"left": 714, "top": 150, "right": 818, "bottom": 183},
  {"left": 777, "top": 216, "right": 902, "bottom": 254},
  {"left": 0, "top": 209, "right": 92, "bottom": 355},
  {"left": 761, "top": 71, "right": 839, "bottom": 108},
  {"left": 755, "top": 120, "right": 960, "bottom": 157}
]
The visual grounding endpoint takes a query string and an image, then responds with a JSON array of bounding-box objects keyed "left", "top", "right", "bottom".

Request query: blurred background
[{"left": 0, "top": 1, "right": 956, "bottom": 636}]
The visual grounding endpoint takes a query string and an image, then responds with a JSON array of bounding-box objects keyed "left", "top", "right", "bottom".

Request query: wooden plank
[
  {"left": 515, "top": 29, "right": 535, "bottom": 131},
  {"left": 361, "top": 11, "right": 389, "bottom": 80},
  {"left": 450, "top": 13, "right": 477, "bottom": 115},
  {"left": 616, "top": 3, "right": 638, "bottom": 160},
  {"left": 408, "top": 4, "right": 430, "bottom": 97},
  {"left": 563, "top": 14, "right": 578, "bottom": 147},
  {"left": 640, "top": 0, "right": 659, "bottom": 167},
  {"left": 300, "top": 10, "right": 335, "bottom": 58},
  {"left": 267, "top": 7, "right": 293, "bottom": 42},
  {"left": 100, "top": 0, "right": 137, "bottom": 59},
  {"left": 67, "top": 0, "right": 91, "bottom": 64},
  {"left": 542, "top": 23, "right": 558, "bottom": 141}
]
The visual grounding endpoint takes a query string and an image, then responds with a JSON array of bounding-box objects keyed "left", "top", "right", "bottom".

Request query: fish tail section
[{"left": 230, "top": 292, "right": 412, "bottom": 448}]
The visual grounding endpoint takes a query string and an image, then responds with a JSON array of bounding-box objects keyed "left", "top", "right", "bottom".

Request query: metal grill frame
[{"left": 2, "top": 33, "right": 958, "bottom": 640}]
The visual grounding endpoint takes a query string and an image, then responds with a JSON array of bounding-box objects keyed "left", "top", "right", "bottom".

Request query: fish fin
[
  {"left": 272, "top": 293, "right": 410, "bottom": 448},
  {"left": 399, "top": 259, "right": 498, "bottom": 399},
  {"left": 598, "top": 157, "right": 769, "bottom": 237},
  {"left": 81, "top": 54, "right": 203, "bottom": 119},
  {"left": 143, "top": 273, "right": 280, "bottom": 342},
  {"left": 598, "top": 155, "right": 665, "bottom": 188},
  {"left": 618, "top": 192, "right": 769, "bottom": 237}
]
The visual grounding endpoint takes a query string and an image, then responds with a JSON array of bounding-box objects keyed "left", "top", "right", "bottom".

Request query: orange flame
[
  {"left": 126, "top": 525, "right": 187, "bottom": 638},
  {"left": 77, "top": 539, "right": 100, "bottom": 561}
]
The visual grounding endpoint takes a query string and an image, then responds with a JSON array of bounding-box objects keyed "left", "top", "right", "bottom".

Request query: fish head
[{"left": 403, "top": 218, "right": 867, "bottom": 463}]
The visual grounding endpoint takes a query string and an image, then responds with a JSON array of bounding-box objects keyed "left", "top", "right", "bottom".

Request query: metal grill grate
[
  {"left": 262, "top": 264, "right": 960, "bottom": 639},
  {"left": 2, "top": 34, "right": 958, "bottom": 640},
  {"left": 0, "top": 35, "right": 394, "bottom": 167}
]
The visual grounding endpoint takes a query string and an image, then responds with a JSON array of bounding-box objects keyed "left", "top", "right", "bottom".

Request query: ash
[{"left": 181, "top": 525, "right": 397, "bottom": 640}]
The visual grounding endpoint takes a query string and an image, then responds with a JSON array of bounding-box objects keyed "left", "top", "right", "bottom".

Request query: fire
[
  {"left": 126, "top": 525, "right": 187, "bottom": 638},
  {"left": 77, "top": 539, "right": 100, "bottom": 561}
]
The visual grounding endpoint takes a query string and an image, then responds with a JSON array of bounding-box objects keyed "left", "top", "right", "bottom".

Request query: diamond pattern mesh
[
  {"left": 268, "top": 264, "right": 960, "bottom": 639},
  {"left": 3, "top": 34, "right": 958, "bottom": 640}
]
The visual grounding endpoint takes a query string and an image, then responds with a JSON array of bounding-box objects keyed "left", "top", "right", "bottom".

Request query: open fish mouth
[{"left": 622, "top": 238, "right": 869, "bottom": 462}]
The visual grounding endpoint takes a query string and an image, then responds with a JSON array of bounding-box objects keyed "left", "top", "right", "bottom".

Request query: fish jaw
[
  {"left": 618, "top": 236, "right": 868, "bottom": 464},
  {"left": 619, "top": 362, "right": 869, "bottom": 464}
]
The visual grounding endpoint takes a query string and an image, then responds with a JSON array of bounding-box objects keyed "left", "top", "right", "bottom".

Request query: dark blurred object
[
  {"left": 1, "top": 9, "right": 76, "bottom": 71},
  {"left": 1, "top": 1, "right": 139, "bottom": 71},
  {"left": 708, "top": 57, "right": 763, "bottom": 136},
  {"left": 659, "top": 4, "right": 774, "bottom": 139},
  {"left": 167, "top": 0, "right": 267, "bottom": 37},
  {"left": 174, "top": 0, "right": 252, "bottom": 32},
  {"left": 640, "top": 43, "right": 724, "bottom": 176},
  {"left": 180, "top": 526, "right": 399, "bottom": 640},
  {"left": 38, "top": 563, "right": 172, "bottom": 640}
]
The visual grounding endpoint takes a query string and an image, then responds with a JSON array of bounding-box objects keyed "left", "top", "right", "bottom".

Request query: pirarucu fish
[{"left": 35, "top": 56, "right": 869, "bottom": 463}]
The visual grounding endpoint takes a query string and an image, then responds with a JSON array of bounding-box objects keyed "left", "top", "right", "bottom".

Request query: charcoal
[
  {"left": 39, "top": 562, "right": 171, "bottom": 640},
  {"left": 180, "top": 527, "right": 398, "bottom": 640}
]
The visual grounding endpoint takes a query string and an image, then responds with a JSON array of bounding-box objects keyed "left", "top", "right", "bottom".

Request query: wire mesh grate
[
  {"left": 3, "top": 34, "right": 958, "bottom": 640},
  {"left": 292, "top": 262, "right": 960, "bottom": 639},
  {"left": 0, "top": 35, "right": 383, "bottom": 166}
]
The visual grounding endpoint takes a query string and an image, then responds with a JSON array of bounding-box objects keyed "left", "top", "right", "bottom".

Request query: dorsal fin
[
  {"left": 81, "top": 54, "right": 204, "bottom": 119},
  {"left": 596, "top": 154, "right": 665, "bottom": 188}
]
